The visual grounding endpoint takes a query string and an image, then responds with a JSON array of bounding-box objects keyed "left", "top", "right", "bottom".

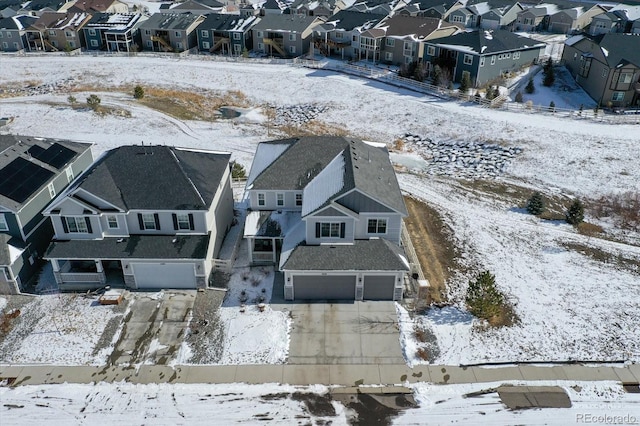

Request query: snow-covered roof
[
  {"left": 278, "top": 219, "right": 306, "bottom": 269},
  {"left": 301, "top": 150, "right": 345, "bottom": 217}
]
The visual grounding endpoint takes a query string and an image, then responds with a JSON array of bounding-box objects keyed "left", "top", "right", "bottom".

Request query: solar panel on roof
[
  {"left": 0, "top": 157, "right": 55, "bottom": 203},
  {"left": 28, "top": 142, "right": 76, "bottom": 169}
]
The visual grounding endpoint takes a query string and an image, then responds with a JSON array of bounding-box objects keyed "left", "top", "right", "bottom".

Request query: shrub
[
  {"left": 459, "top": 71, "right": 471, "bottom": 94},
  {"left": 466, "top": 271, "right": 506, "bottom": 322},
  {"left": 525, "top": 78, "right": 535, "bottom": 94},
  {"left": 542, "top": 58, "right": 555, "bottom": 87},
  {"left": 566, "top": 199, "right": 585, "bottom": 226},
  {"left": 86, "top": 94, "right": 101, "bottom": 110},
  {"left": 67, "top": 95, "right": 77, "bottom": 105},
  {"left": 486, "top": 86, "right": 496, "bottom": 100},
  {"left": 549, "top": 101, "right": 556, "bottom": 112},
  {"left": 526, "top": 192, "right": 545, "bottom": 215},
  {"left": 432, "top": 65, "right": 442, "bottom": 86},
  {"left": 231, "top": 161, "right": 246, "bottom": 179},
  {"left": 133, "top": 85, "right": 144, "bottom": 99},
  {"left": 514, "top": 91, "right": 523, "bottom": 103},
  {"left": 591, "top": 192, "right": 640, "bottom": 231}
]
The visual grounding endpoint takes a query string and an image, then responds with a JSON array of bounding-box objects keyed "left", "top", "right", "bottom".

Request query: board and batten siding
[{"left": 336, "top": 190, "right": 394, "bottom": 214}]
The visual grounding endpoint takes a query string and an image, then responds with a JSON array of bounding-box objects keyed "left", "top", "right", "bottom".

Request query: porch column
[
  {"left": 272, "top": 238, "right": 276, "bottom": 263},
  {"left": 95, "top": 261, "right": 103, "bottom": 273},
  {"left": 95, "top": 260, "right": 106, "bottom": 284},
  {"left": 355, "top": 274, "right": 364, "bottom": 301},
  {"left": 51, "top": 259, "right": 59, "bottom": 271}
]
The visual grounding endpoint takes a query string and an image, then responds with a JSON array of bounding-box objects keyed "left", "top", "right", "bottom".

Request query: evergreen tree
[
  {"left": 542, "top": 58, "right": 555, "bottom": 87},
  {"left": 486, "top": 86, "right": 496, "bottom": 100},
  {"left": 526, "top": 192, "right": 545, "bottom": 215},
  {"left": 566, "top": 199, "right": 585, "bottom": 225},
  {"left": 133, "top": 85, "right": 144, "bottom": 99},
  {"left": 432, "top": 65, "right": 442, "bottom": 86},
  {"left": 515, "top": 91, "right": 523, "bottom": 103},
  {"left": 525, "top": 78, "right": 535, "bottom": 94},
  {"left": 86, "top": 94, "right": 101, "bottom": 110},
  {"left": 67, "top": 95, "right": 77, "bottom": 105},
  {"left": 549, "top": 101, "right": 556, "bottom": 112},
  {"left": 466, "top": 271, "right": 504, "bottom": 320},
  {"left": 459, "top": 71, "right": 471, "bottom": 93}
]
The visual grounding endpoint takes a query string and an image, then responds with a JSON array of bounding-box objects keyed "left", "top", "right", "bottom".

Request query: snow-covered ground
[
  {"left": 1, "top": 55, "right": 639, "bottom": 367},
  {"left": 0, "top": 381, "right": 638, "bottom": 425}
]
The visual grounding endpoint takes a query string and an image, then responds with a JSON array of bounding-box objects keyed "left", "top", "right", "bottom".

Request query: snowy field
[
  {"left": 1, "top": 55, "right": 639, "bottom": 367},
  {"left": 1, "top": 380, "right": 638, "bottom": 425}
]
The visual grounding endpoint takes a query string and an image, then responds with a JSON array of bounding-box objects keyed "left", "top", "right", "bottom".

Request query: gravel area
[
  {"left": 0, "top": 296, "right": 43, "bottom": 360},
  {"left": 185, "top": 289, "right": 226, "bottom": 364}
]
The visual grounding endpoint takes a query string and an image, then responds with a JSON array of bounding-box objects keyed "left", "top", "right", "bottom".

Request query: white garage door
[{"left": 131, "top": 263, "right": 197, "bottom": 289}]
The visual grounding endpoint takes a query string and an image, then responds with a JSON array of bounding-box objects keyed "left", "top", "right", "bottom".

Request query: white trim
[{"left": 0, "top": 213, "right": 7, "bottom": 231}]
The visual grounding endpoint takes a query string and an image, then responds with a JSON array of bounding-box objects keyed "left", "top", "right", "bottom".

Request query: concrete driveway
[
  {"left": 107, "top": 291, "right": 195, "bottom": 366},
  {"left": 276, "top": 301, "right": 405, "bottom": 365}
]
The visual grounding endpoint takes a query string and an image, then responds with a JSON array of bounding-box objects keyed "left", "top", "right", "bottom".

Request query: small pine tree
[
  {"left": 526, "top": 192, "right": 545, "bottom": 215},
  {"left": 486, "top": 86, "right": 496, "bottom": 100},
  {"left": 566, "top": 199, "right": 585, "bottom": 225},
  {"left": 230, "top": 161, "right": 246, "bottom": 179},
  {"left": 133, "top": 85, "right": 144, "bottom": 99},
  {"left": 466, "top": 271, "right": 504, "bottom": 320},
  {"left": 515, "top": 91, "right": 523, "bottom": 103},
  {"left": 86, "top": 94, "right": 101, "bottom": 110},
  {"left": 542, "top": 58, "right": 555, "bottom": 87},
  {"left": 525, "top": 78, "right": 535, "bottom": 94},
  {"left": 67, "top": 94, "right": 77, "bottom": 105},
  {"left": 549, "top": 101, "right": 556, "bottom": 112},
  {"left": 432, "top": 65, "right": 442, "bottom": 86},
  {"left": 459, "top": 71, "right": 471, "bottom": 93},
  {"left": 578, "top": 104, "right": 584, "bottom": 116}
]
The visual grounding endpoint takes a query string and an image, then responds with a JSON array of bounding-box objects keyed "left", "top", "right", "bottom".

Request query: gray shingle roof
[
  {"left": 594, "top": 32, "right": 640, "bottom": 68},
  {"left": 281, "top": 238, "right": 409, "bottom": 271},
  {"left": 381, "top": 15, "right": 462, "bottom": 38},
  {"left": 75, "top": 145, "right": 230, "bottom": 211},
  {"left": 199, "top": 13, "right": 258, "bottom": 32},
  {"left": 45, "top": 234, "right": 210, "bottom": 260},
  {"left": 251, "top": 13, "right": 318, "bottom": 33},
  {"left": 140, "top": 13, "right": 202, "bottom": 31},
  {"left": 429, "top": 29, "right": 545, "bottom": 55},
  {"left": 320, "top": 10, "right": 383, "bottom": 31}
]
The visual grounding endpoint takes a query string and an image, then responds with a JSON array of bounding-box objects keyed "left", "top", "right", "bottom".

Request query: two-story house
[
  {"left": 0, "top": 135, "right": 93, "bottom": 294},
  {"left": 66, "top": 0, "right": 129, "bottom": 14},
  {"left": 139, "top": 13, "right": 205, "bottom": 53},
  {"left": 251, "top": 13, "right": 321, "bottom": 57},
  {"left": 562, "top": 33, "right": 640, "bottom": 108},
  {"left": 25, "top": 11, "right": 92, "bottom": 51},
  {"left": 514, "top": 3, "right": 559, "bottom": 32},
  {"left": 0, "top": 14, "right": 37, "bottom": 51},
  {"left": 547, "top": 5, "right": 608, "bottom": 34},
  {"left": 312, "top": 10, "right": 383, "bottom": 59},
  {"left": 196, "top": 13, "right": 260, "bottom": 55},
  {"left": 422, "top": 29, "right": 545, "bottom": 87},
  {"left": 44, "top": 145, "right": 234, "bottom": 291},
  {"left": 480, "top": 2, "right": 524, "bottom": 30},
  {"left": 82, "top": 13, "right": 147, "bottom": 52},
  {"left": 244, "top": 136, "right": 409, "bottom": 301}
]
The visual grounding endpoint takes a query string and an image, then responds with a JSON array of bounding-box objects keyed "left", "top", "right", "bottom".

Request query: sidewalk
[{"left": 1, "top": 363, "right": 638, "bottom": 387}]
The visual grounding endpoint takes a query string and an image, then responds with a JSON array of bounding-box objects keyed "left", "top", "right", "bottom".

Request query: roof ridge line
[{"left": 168, "top": 148, "right": 206, "bottom": 207}]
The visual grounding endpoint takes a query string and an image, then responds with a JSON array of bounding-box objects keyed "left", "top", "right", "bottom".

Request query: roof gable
[{"left": 428, "top": 29, "right": 545, "bottom": 55}]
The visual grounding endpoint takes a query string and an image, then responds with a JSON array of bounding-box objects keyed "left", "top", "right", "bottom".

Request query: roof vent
[
  {"left": 116, "top": 238, "right": 125, "bottom": 243},
  {"left": 172, "top": 238, "right": 178, "bottom": 244}
]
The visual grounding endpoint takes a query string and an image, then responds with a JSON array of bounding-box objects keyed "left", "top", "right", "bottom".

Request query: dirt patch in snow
[{"left": 185, "top": 289, "right": 226, "bottom": 364}]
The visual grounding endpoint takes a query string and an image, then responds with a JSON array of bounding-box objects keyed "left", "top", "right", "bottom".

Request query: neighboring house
[
  {"left": 312, "top": 9, "right": 383, "bottom": 59},
  {"left": 0, "top": 14, "right": 37, "bottom": 51},
  {"left": 562, "top": 33, "right": 640, "bottom": 108},
  {"left": 196, "top": 13, "right": 259, "bottom": 55},
  {"left": 251, "top": 13, "right": 320, "bottom": 57},
  {"left": 380, "top": 15, "right": 462, "bottom": 65},
  {"left": 139, "top": 13, "right": 205, "bottom": 52},
  {"left": 67, "top": 0, "right": 129, "bottom": 14},
  {"left": 44, "top": 145, "right": 234, "bottom": 291},
  {"left": 82, "top": 12, "right": 146, "bottom": 52},
  {"left": 244, "top": 136, "right": 409, "bottom": 301},
  {"left": 514, "top": 3, "right": 559, "bottom": 32},
  {"left": 480, "top": 2, "right": 524, "bottom": 30},
  {"left": 589, "top": 10, "right": 625, "bottom": 35},
  {"left": 447, "top": 6, "right": 476, "bottom": 27},
  {"left": 160, "top": 0, "right": 224, "bottom": 15},
  {"left": 259, "top": 0, "right": 289, "bottom": 15},
  {"left": 346, "top": 0, "right": 395, "bottom": 16},
  {"left": 396, "top": 0, "right": 465, "bottom": 19},
  {"left": 19, "top": 0, "right": 72, "bottom": 16},
  {"left": 1, "top": 0, "right": 23, "bottom": 18},
  {"left": 422, "top": 29, "right": 545, "bottom": 86},
  {"left": 0, "top": 135, "right": 93, "bottom": 294},
  {"left": 25, "top": 11, "right": 91, "bottom": 51},
  {"left": 288, "top": 0, "right": 335, "bottom": 17},
  {"left": 548, "top": 5, "right": 608, "bottom": 34}
]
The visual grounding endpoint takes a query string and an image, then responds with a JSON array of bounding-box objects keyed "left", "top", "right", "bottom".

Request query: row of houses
[{"left": 1, "top": 135, "right": 410, "bottom": 302}]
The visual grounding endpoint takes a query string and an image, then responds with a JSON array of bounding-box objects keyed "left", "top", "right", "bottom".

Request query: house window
[
  {"left": 490, "top": 55, "right": 496, "bottom": 65},
  {"left": 202, "top": 41, "right": 210, "bottom": 49},
  {"left": 68, "top": 41, "right": 75, "bottom": 48},
  {"left": 367, "top": 218, "right": 387, "bottom": 234},
  {"left": 257, "top": 193, "right": 265, "bottom": 206},
  {"left": 65, "top": 167, "right": 74, "bottom": 182},
  {"left": 513, "top": 52, "right": 520, "bottom": 60},
  {"left": 295, "top": 193, "right": 302, "bottom": 206},
  {"left": 386, "top": 38, "right": 394, "bottom": 47},
  {"left": 257, "top": 31, "right": 263, "bottom": 38},
  {"left": 451, "top": 15, "right": 464, "bottom": 23},
  {"left": 201, "top": 30, "right": 208, "bottom": 38},
  {"left": 602, "top": 69, "right": 608, "bottom": 78},
  {"left": 176, "top": 213, "right": 190, "bottom": 230},
  {"left": 289, "top": 45, "right": 296, "bottom": 54},
  {"left": 65, "top": 30, "right": 73, "bottom": 38},
  {"left": 233, "top": 33, "right": 241, "bottom": 40},
  {"left": 258, "top": 42, "right": 264, "bottom": 50},
  {"left": 352, "top": 35, "right": 357, "bottom": 42},
  {"left": 145, "top": 30, "right": 151, "bottom": 35},
  {"left": 146, "top": 40, "right": 152, "bottom": 48},
  {"left": 0, "top": 213, "right": 8, "bottom": 231},
  {"left": 480, "top": 57, "right": 485, "bottom": 67},
  {"left": 289, "top": 33, "right": 296, "bottom": 41},
  {"left": 7, "top": 32, "right": 11, "bottom": 38},
  {"left": 618, "top": 72, "right": 634, "bottom": 84},
  {"left": 13, "top": 42, "right": 17, "bottom": 49},
  {"left": 141, "top": 213, "right": 156, "bottom": 230},
  {"left": 320, "top": 222, "right": 341, "bottom": 238},
  {"left": 0, "top": 33, "right": 3, "bottom": 38},
  {"left": 276, "top": 193, "right": 284, "bottom": 207},
  {"left": 48, "top": 183, "right": 55, "bottom": 198},
  {"left": 66, "top": 217, "right": 88, "bottom": 233},
  {"left": 175, "top": 31, "right": 181, "bottom": 37},
  {"left": 385, "top": 51, "right": 393, "bottom": 61},
  {"left": 1, "top": 42, "right": 7, "bottom": 49},
  {"left": 463, "top": 54, "right": 473, "bottom": 65},
  {"left": 48, "top": 30, "right": 56, "bottom": 36},
  {"left": 612, "top": 92, "right": 624, "bottom": 101},
  {"left": 427, "top": 46, "right": 435, "bottom": 56},
  {"left": 176, "top": 42, "right": 183, "bottom": 50},
  {"left": 335, "top": 31, "right": 343, "bottom": 40},
  {"left": 107, "top": 215, "right": 118, "bottom": 229},
  {"left": 90, "top": 39, "right": 98, "bottom": 47},
  {"left": 234, "top": 44, "right": 241, "bottom": 53},
  {"left": 579, "top": 56, "right": 592, "bottom": 77},
  {"left": 88, "top": 29, "right": 96, "bottom": 36}
]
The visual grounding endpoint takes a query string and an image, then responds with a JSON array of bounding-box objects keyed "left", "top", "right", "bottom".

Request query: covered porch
[
  {"left": 50, "top": 258, "right": 125, "bottom": 290},
  {"left": 244, "top": 210, "right": 301, "bottom": 266}
]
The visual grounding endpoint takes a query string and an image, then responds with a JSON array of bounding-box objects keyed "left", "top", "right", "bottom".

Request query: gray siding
[
  {"left": 210, "top": 175, "right": 234, "bottom": 258},
  {"left": 354, "top": 213, "right": 402, "bottom": 244},
  {"left": 337, "top": 190, "right": 394, "bottom": 213},
  {"left": 249, "top": 190, "right": 303, "bottom": 211},
  {"left": 475, "top": 47, "right": 542, "bottom": 86},
  {"left": 305, "top": 216, "right": 355, "bottom": 245},
  {"left": 1, "top": 211, "right": 21, "bottom": 239}
]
